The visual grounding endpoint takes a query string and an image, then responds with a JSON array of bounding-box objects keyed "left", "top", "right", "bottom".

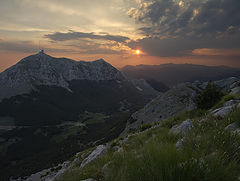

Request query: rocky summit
[{"left": 0, "top": 50, "right": 125, "bottom": 101}]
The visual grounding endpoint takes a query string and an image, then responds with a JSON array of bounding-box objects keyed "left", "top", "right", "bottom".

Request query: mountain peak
[
  {"left": 19, "top": 50, "right": 52, "bottom": 64},
  {"left": 0, "top": 52, "right": 125, "bottom": 101},
  {"left": 35, "top": 49, "right": 51, "bottom": 57},
  {"left": 96, "top": 58, "right": 105, "bottom": 62},
  {"left": 92, "top": 58, "right": 108, "bottom": 64},
  {"left": 36, "top": 49, "right": 49, "bottom": 57},
  {"left": 38, "top": 49, "right": 45, "bottom": 54}
]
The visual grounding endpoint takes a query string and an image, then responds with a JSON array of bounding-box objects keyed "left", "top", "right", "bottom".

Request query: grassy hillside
[
  {"left": 0, "top": 80, "right": 148, "bottom": 126},
  {"left": 0, "top": 80, "right": 151, "bottom": 180},
  {"left": 57, "top": 93, "right": 240, "bottom": 181}
]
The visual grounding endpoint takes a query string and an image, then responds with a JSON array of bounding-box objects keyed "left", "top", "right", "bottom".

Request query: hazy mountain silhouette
[{"left": 121, "top": 64, "right": 240, "bottom": 87}]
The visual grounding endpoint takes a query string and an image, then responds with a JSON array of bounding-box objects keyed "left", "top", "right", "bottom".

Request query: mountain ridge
[
  {"left": 121, "top": 63, "right": 240, "bottom": 87},
  {"left": 0, "top": 51, "right": 125, "bottom": 101}
]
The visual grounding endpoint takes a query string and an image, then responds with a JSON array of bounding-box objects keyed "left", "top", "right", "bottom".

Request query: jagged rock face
[
  {"left": 123, "top": 83, "right": 196, "bottom": 133},
  {"left": 0, "top": 51, "right": 125, "bottom": 101},
  {"left": 214, "top": 77, "right": 240, "bottom": 91}
]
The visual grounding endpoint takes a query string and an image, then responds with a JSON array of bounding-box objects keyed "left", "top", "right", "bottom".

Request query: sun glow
[
  {"left": 179, "top": 1, "right": 184, "bottom": 7},
  {"left": 136, "top": 50, "right": 141, "bottom": 54}
]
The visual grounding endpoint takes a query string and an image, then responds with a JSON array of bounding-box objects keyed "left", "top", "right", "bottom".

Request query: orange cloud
[{"left": 192, "top": 48, "right": 240, "bottom": 56}]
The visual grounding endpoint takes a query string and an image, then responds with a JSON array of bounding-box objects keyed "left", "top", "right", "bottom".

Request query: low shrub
[{"left": 195, "top": 82, "right": 223, "bottom": 110}]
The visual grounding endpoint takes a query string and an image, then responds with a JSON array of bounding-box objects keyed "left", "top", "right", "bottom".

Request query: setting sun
[{"left": 136, "top": 50, "right": 140, "bottom": 54}]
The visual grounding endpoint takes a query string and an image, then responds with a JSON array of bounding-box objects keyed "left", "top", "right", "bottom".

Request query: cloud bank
[
  {"left": 44, "top": 30, "right": 130, "bottom": 43},
  {"left": 127, "top": 0, "right": 240, "bottom": 57}
]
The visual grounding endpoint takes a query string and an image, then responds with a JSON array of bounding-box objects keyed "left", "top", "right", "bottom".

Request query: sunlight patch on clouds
[
  {"left": 192, "top": 48, "right": 240, "bottom": 56},
  {"left": 178, "top": 1, "right": 184, "bottom": 7},
  {"left": 193, "top": 9, "right": 199, "bottom": 16}
]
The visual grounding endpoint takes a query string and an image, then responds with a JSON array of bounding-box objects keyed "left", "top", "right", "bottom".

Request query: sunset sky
[{"left": 0, "top": 0, "right": 240, "bottom": 72}]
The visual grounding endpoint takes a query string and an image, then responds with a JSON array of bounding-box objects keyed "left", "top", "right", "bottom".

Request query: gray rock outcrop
[
  {"left": 211, "top": 99, "right": 240, "bottom": 118},
  {"left": 224, "top": 100, "right": 240, "bottom": 107},
  {"left": 80, "top": 179, "right": 96, "bottom": 181},
  {"left": 170, "top": 119, "right": 194, "bottom": 135},
  {"left": 225, "top": 122, "right": 240, "bottom": 134},
  {"left": 123, "top": 84, "right": 196, "bottom": 133},
  {"left": 230, "top": 86, "right": 240, "bottom": 95},
  {"left": 80, "top": 145, "right": 107, "bottom": 168},
  {"left": 212, "top": 106, "right": 234, "bottom": 118},
  {"left": 176, "top": 138, "right": 184, "bottom": 150},
  {"left": 214, "top": 77, "right": 240, "bottom": 91}
]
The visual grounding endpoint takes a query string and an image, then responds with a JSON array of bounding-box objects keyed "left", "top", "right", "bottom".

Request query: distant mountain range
[{"left": 121, "top": 64, "right": 240, "bottom": 87}]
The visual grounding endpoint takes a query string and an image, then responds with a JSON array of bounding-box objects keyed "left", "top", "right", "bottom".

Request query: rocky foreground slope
[
  {"left": 13, "top": 77, "right": 240, "bottom": 181},
  {"left": 123, "top": 77, "right": 240, "bottom": 133}
]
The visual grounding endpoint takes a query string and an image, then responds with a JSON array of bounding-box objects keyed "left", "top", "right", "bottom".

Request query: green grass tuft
[
  {"left": 212, "top": 94, "right": 236, "bottom": 110},
  {"left": 58, "top": 108, "right": 240, "bottom": 181},
  {"left": 106, "top": 142, "right": 238, "bottom": 181}
]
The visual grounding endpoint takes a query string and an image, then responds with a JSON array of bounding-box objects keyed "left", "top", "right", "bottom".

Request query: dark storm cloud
[
  {"left": 44, "top": 30, "right": 130, "bottom": 43},
  {"left": 129, "top": 0, "right": 240, "bottom": 36},
  {"left": 127, "top": 0, "right": 240, "bottom": 57}
]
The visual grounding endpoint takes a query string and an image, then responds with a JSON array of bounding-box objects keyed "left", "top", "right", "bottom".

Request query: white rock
[
  {"left": 80, "top": 145, "right": 107, "bottom": 168},
  {"left": 223, "top": 100, "right": 240, "bottom": 107},
  {"left": 215, "top": 77, "right": 239, "bottom": 90},
  {"left": 71, "top": 157, "right": 80, "bottom": 166},
  {"left": 230, "top": 81, "right": 240, "bottom": 89},
  {"left": 176, "top": 138, "right": 184, "bottom": 150},
  {"left": 49, "top": 161, "right": 71, "bottom": 181},
  {"left": 230, "top": 86, "right": 240, "bottom": 95},
  {"left": 80, "top": 179, "right": 96, "bottom": 181},
  {"left": 112, "top": 146, "right": 122, "bottom": 152},
  {"left": 212, "top": 106, "right": 233, "bottom": 118},
  {"left": 119, "top": 136, "right": 129, "bottom": 145},
  {"left": 225, "top": 122, "right": 240, "bottom": 135},
  {"left": 170, "top": 119, "right": 194, "bottom": 135}
]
